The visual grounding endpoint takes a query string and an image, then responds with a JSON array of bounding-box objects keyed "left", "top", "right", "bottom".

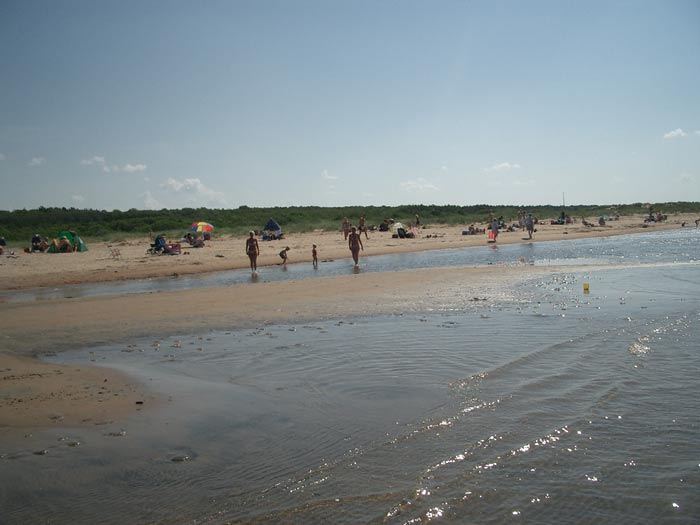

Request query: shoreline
[
  {"left": 0, "top": 213, "right": 696, "bottom": 431},
  {"left": 0, "top": 213, "right": 692, "bottom": 292}
]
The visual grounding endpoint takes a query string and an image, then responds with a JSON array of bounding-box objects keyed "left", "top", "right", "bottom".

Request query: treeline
[{"left": 1, "top": 202, "right": 698, "bottom": 242}]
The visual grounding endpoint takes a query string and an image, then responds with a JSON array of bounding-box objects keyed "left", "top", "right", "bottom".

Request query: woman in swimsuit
[
  {"left": 348, "top": 226, "right": 363, "bottom": 266},
  {"left": 246, "top": 231, "right": 260, "bottom": 273}
]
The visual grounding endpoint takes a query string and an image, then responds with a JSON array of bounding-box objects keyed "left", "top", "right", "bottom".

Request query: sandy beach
[{"left": 0, "top": 213, "right": 695, "bottom": 430}]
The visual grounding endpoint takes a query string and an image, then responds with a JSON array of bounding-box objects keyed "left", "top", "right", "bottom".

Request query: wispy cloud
[
  {"left": 484, "top": 162, "right": 521, "bottom": 172},
  {"left": 71, "top": 194, "right": 85, "bottom": 204},
  {"left": 0, "top": 153, "right": 6, "bottom": 161},
  {"left": 322, "top": 169, "right": 339, "bottom": 181},
  {"left": 140, "top": 190, "right": 162, "bottom": 210},
  {"left": 663, "top": 128, "right": 687, "bottom": 139},
  {"left": 81, "top": 155, "right": 147, "bottom": 173},
  {"left": 28, "top": 157, "right": 45, "bottom": 166},
  {"left": 81, "top": 156, "right": 105, "bottom": 165},
  {"left": 610, "top": 175, "right": 626, "bottom": 184},
  {"left": 400, "top": 178, "right": 439, "bottom": 192},
  {"left": 678, "top": 172, "right": 696, "bottom": 184},
  {"left": 161, "top": 177, "right": 226, "bottom": 205}
]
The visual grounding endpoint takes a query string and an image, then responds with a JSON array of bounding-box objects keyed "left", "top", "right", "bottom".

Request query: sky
[{"left": 1, "top": 0, "right": 699, "bottom": 211}]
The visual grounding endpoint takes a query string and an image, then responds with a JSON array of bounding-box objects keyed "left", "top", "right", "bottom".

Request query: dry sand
[
  {"left": 0, "top": 213, "right": 690, "bottom": 291},
  {"left": 0, "top": 213, "right": 695, "bottom": 430}
]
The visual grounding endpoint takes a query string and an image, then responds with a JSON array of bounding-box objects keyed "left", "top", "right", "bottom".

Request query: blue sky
[{"left": 1, "top": 0, "right": 698, "bottom": 211}]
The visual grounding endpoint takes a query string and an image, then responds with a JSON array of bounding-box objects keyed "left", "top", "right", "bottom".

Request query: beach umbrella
[{"left": 190, "top": 222, "right": 214, "bottom": 232}]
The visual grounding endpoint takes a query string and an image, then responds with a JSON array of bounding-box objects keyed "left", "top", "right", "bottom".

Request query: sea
[{"left": 1, "top": 228, "right": 699, "bottom": 524}]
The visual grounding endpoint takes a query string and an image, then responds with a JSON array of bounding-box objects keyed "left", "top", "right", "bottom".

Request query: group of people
[
  {"left": 245, "top": 209, "right": 541, "bottom": 274},
  {"left": 489, "top": 210, "right": 536, "bottom": 242},
  {"left": 246, "top": 232, "right": 292, "bottom": 274},
  {"left": 31, "top": 234, "right": 50, "bottom": 252},
  {"left": 245, "top": 222, "right": 366, "bottom": 275},
  {"left": 30, "top": 232, "right": 81, "bottom": 252},
  {"left": 341, "top": 216, "right": 369, "bottom": 241},
  {"left": 182, "top": 232, "right": 206, "bottom": 248}
]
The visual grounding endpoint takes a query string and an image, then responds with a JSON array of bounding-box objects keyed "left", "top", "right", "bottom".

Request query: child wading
[{"left": 279, "top": 246, "right": 290, "bottom": 265}]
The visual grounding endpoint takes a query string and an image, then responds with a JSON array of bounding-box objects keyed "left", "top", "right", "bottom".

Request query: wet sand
[{"left": 0, "top": 213, "right": 695, "bottom": 430}]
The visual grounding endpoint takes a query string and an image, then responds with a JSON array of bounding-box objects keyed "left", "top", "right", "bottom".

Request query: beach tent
[
  {"left": 263, "top": 218, "right": 282, "bottom": 236},
  {"left": 47, "top": 230, "right": 88, "bottom": 253}
]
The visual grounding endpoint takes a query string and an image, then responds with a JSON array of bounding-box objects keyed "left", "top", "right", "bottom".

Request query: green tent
[{"left": 47, "top": 230, "right": 88, "bottom": 253}]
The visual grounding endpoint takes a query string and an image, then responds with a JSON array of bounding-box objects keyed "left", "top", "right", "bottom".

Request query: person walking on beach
[
  {"left": 341, "top": 217, "right": 351, "bottom": 240},
  {"left": 491, "top": 218, "right": 499, "bottom": 242},
  {"left": 525, "top": 213, "right": 535, "bottom": 240},
  {"left": 348, "top": 226, "right": 363, "bottom": 266},
  {"left": 358, "top": 215, "right": 369, "bottom": 239},
  {"left": 312, "top": 243, "right": 318, "bottom": 268},
  {"left": 279, "top": 246, "right": 290, "bottom": 265},
  {"left": 245, "top": 231, "right": 260, "bottom": 274}
]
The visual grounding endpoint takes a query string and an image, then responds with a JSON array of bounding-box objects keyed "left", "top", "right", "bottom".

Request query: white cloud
[
  {"left": 400, "top": 178, "right": 440, "bottom": 192},
  {"left": 81, "top": 155, "right": 146, "bottom": 174},
  {"left": 0, "top": 153, "right": 6, "bottom": 161},
  {"left": 322, "top": 169, "right": 339, "bottom": 180},
  {"left": 123, "top": 163, "right": 147, "bottom": 173},
  {"left": 81, "top": 156, "right": 106, "bottom": 166},
  {"left": 71, "top": 194, "right": 85, "bottom": 204},
  {"left": 162, "top": 177, "right": 186, "bottom": 192},
  {"left": 484, "top": 162, "right": 521, "bottom": 172},
  {"left": 161, "top": 177, "right": 226, "bottom": 205},
  {"left": 140, "top": 191, "right": 162, "bottom": 210},
  {"left": 28, "top": 157, "right": 45, "bottom": 166},
  {"left": 663, "top": 128, "right": 687, "bottom": 139}
]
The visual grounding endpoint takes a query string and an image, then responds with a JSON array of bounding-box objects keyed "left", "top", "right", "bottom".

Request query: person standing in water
[
  {"left": 312, "top": 243, "right": 318, "bottom": 268},
  {"left": 525, "top": 214, "right": 535, "bottom": 240},
  {"left": 491, "top": 218, "right": 499, "bottom": 242},
  {"left": 245, "top": 231, "right": 260, "bottom": 274},
  {"left": 348, "top": 226, "right": 363, "bottom": 266}
]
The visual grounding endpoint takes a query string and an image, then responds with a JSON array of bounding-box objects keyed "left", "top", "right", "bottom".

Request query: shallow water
[
  {"left": 4, "top": 227, "right": 699, "bottom": 302},
  {"left": 2, "top": 260, "right": 699, "bottom": 523}
]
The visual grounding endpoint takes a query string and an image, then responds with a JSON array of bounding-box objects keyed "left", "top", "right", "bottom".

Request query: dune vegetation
[{"left": 1, "top": 202, "right": 698, "bottom": 242}]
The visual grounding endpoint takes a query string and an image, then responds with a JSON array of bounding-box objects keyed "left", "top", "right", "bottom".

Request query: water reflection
[{"left": 2, "top": 264, "right": 700, "bottom": 524}]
